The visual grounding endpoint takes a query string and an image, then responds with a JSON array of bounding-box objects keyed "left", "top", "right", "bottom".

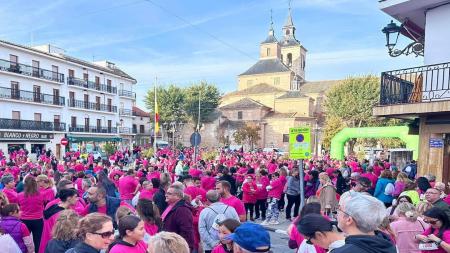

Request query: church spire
[
  {"left": 284, "top": 0, "right": 294, "bottom": 28},
  {"left": 262, "top": 9, "right": 277, "bottom": 44},
  {"left": 282, "top": 0, "right": 298, "bottom": 45}
]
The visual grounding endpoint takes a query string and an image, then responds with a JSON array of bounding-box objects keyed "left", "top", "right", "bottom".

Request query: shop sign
[
  {"left": 430, "top": 138, "right": 444, "bottom": 148},
  {"left": 0, "top": 131, "right": 54, "bottom": 140}
]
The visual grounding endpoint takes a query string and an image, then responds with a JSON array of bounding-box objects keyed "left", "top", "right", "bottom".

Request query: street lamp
[
  {"left": 382, "top": 20, "right": 424, "bottom": 57},
  {"left": 162, "top": 121, "right": 184, "bottom": 147}
]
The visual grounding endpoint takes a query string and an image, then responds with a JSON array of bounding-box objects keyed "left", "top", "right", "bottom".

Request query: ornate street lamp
[{"left": 382, "top": 20, "right": 424, "bottom": 57}]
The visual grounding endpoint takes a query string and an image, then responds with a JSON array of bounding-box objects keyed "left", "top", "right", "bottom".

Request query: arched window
[
  {"left": 286, "top": 30, "right": 290, "bottom": 35},
  {"left": 287, "top": 53, "right": 292, "bottom": 67},
  {"left": 266, "top": 48, "right": 271, "bottom": 56}
]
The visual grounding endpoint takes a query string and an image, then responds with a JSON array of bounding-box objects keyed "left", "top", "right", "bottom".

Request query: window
[
  {"left": 287, "top": 53, "right": 293, "bottom": 67},
  {"left": 107, "top": 99, "right": 112, "bottom": 112},
  {"left": 53, "top": 89, "right": 60, "bottom": 105},
  {"left": 12, "top": 111, "right": 20, "bottom": 120},
  {"left": 84, "top": 94, "right": 89, "bottom": 109},
  {"left": 238, "top": 111, "right": 243, "bottom": 120},
  {"left": 95, "top": 76, "right": 100, "bottom": 90},
  {"left": 84, "top": 118, "right": 90, "bottom": 129},
  {"left": 266, "top": 48, "right": 271, "bottom": 56},
  {"left": 97, "top": 119, "right": 101, "bottom": 130},
  {"left": 11, "top": 81, "right": 19, "bottom": 99},
  {"left": 107, "top": 79, "right": 112, "bottom": 92},
  {"left": 83, "top": 73, "right": 89, "bottom": 81},
  {"left": 283, "top": 134, "right": 289, "bottom": 143},
  {"left": 133, "top": 124, "right": 137, "bottom": 133},
  {"left": 52, "top": 65, "right": 59, "bottom": 80},
  {"left": 96, "top": 96, "right": 101, "bottom": 110},
  {"left": 68, "top": 69, "right": 74, "bottom": 77},
  {"left": 9, "top": 54, "right": 18, "bottom": 64},
  {"left": 71, "top": 116, "right": 77, "bottom": 127},
  {"left": 69, "top": 91, "right": 75, "bottom": 107},
  {"left": 54, "top": 115, "right": 61, "bottom": 130},
  {"left": 140, "top": 125, "right": 145, "bottom": 133},
  {"left": 107, "top": 120, "right": 112, "bottom": 132},
  {"left": 32, "top": 60, "right": 39, "bottom": 77},
  {"left": 33, "top": 85, "right": 41, "bottom": 102},
  {"left": 274, "top": 77, "right": 280, "bottom": 85},
  {"left": 34, "top": 113, "right": 41, "bottom": 122}
]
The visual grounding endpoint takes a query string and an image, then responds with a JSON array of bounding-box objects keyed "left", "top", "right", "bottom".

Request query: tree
[
  {"left": 233, "top": 123, "right": 261, "bottom": 150},
  {"left": 184, "top": 81, "right": 221, "bottom": 126},
  {"left": 145, "top": 84, "right": 187, "bottom": 123},
  {"left": 323, "top": 75, "right": 405, "bottom": 151}
]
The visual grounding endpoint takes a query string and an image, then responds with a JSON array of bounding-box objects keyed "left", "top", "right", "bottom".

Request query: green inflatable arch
[{"left": 330, "top": 126, "right": 419, "bottom": 160}]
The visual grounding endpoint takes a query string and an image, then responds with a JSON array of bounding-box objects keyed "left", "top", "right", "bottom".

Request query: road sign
[
  {"left": 60, "top": 138, "right": 69, "bottom": 146},
  {"left": 289, "top": 127, "right": 311, "bottom": 159},
  {"left": 190, "top": 132, "right": 201, "bottom": 146}
]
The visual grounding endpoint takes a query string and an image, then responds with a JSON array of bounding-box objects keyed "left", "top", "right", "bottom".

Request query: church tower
[
  {"left": 260, "top": 11, "right": 281, "bottom": 60},
  {"left": 280, "top": 4, "right": 307, "bottom": 88}
]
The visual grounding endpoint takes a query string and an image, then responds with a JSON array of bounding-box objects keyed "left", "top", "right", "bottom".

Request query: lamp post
[
  {"left": 162, "top": 121, "right": 184, "bottom": 147},
  {"left": 382, "top": 20, "right": 424, "bottom": 57}
]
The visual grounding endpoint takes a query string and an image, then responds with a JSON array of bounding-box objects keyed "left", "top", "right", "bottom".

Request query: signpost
[
  {"left": 289, "top": 127, "right": 311, "bottom": 209},
  {"left": 190, "top": 131, "right": 201, "bottom": 164},
  {"left": 60, "top": 138, "right": 69, "bottom": 146}
]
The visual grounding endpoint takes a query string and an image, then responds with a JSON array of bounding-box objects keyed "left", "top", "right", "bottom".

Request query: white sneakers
[{"left": 261, "top": 220, "right": 279, "bottom": 225}]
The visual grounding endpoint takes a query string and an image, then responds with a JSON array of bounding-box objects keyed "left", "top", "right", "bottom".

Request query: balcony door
[
  {"left": 84, "top": 94, "right": 89, "bottom": 109},
  {"left": 10, "top": 81, "right": 19, "bottom": 99},
  {"left": 84, "top": 118, "right": 90, "bottom": 132},
  {"left": 34, "top": 113, "right": 42, "bottom": 130},
  {"left": 32, "top": 60, "right": 40, "bottom": 77},
  {"left": 54, "top": 115, "right": 61, "bottom": 131},
  {"left": 69, "top": 92, "right": 75, "bottom": 107},
  {"left": 33, "top": 85, "right": 41, "bottom": 103},
  {"left": 9, "top": 55, "right": 18, "bottom": 72},
  {"left": 107, "top": 79, "right": 112, "bottom": 93},
  {"left": 107, "top": 98, "right": 112, "bottom": 112},
  {"left": 107, "top": 120, "right": 112, "bottom": 133},
  {"left": 53, "top": 89, "right": 60, "bottom": 105},
  {"left": 96, "top": 96, "right": 101, "bottom": 110},
  {"left": 12, "top": 111, "right": 20, "bottom": 128},
  {"left": 71, "top": 116, "right": 77, "bottom": 130},
  {"left": 52, "top": 65, "right": 59, "bottom": 81},
  {"left": 95, "top": 76, "right": 100, "bottom": 90},
  {"left": 97, "top": 119, "right": 101, "bottom": 132}
]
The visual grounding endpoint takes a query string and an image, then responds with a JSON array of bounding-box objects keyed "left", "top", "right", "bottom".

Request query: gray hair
[
  {"left": 169, "top": 183, "right": 184, "bottom": 198},
  {"left": 206, "top": 190, "right": 220, "bottom": 203},
  {"left": 148, "top": 232, "right": 189, "bottom": 253},
  {"left": 340, "top": 193, "right": 386, "bottom": 233}
]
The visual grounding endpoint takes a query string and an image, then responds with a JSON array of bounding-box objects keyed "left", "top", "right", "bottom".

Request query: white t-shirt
[{"left": 0, "top": 234, "right": 21, "bottom": 253}]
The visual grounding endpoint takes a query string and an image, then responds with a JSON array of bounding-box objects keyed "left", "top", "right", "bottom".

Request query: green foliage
[
  {"left": 322, "top": 116, "right": 346, "bottom": 149},
  {"left": 145, "top": 84, "right": 186, "bottom": 122},
  {"left": 184, "top": 81, "right": 221, "bottom": 125},
  {"left": 202, "top": 150, "right": 219, "bottom": 161},
  {"left": 144, "top": 82, "right": 220, "bottom": 126},
  {"left": 233, "top": 123, "right": 261, "bottom": 150},
  {"left": 323, "top": 75, "right": 405, "bottom": 150},
  {"left": 103, "top": 143, "right": 116, "bottom": 156},
  {"left": 142, "top": 148, "right": 154, "bottom": 158}
]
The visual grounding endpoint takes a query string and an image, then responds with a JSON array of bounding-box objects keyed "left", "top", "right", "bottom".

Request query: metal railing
[
  {"left": 69, "top": 125, "right": 117, "bottom": 133},
  {"left": 118, "top": 90, "right": 135, "bottom": 98},
  {"left": 67, "top": 77, "right": 117, "bottom": 94},
  {"left": 0, "top": 86, "right": 65, "bottom": 106},
  {"left": 0, "top": 118, "right": 66, "bottom": 131},
  {"left": 380, "top": 62, "right": 450, "bottom": 105},
  {"left": 119, "top": 108, "right": 132, "bottom": 116},
  {"left": 0, "top": 59, "right": 64, "bottom": 83},
  {"left": 68, "top": 99, "right": 117, "bottom": 112}
]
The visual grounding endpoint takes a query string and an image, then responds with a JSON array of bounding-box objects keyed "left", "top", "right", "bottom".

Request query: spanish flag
[{"left": 154, "top": 85, "right": 159, "bottom": 134}]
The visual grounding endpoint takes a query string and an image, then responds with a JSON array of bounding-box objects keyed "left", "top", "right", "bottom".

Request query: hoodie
[{"left": 332, "top": 231, "right": 396, "bottom": 253}]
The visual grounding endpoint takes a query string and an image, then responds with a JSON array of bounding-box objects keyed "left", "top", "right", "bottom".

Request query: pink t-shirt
[
  {"left": 212, "top": 244, "right": 229, "bottom": 253},
  {"left": 17, "top": 192, "right": 44, "bottom": 220},
  {"left": 221, "top": 195, "right": 245, "bottom": 216},
  {"left": 119, "top": 176, "right": 139, "bottom": 200},
  {"left": 39, "top": 187, "right": 55, "bottom": 205},
  {"left": 139, "top": 189, "right": 157, "bottom": 200},
  {"left": 184, "top": 186, "right": 206, "bottom": 202},
  {"left": 2, "top": 188, "right": 18, "bottom": 204},
  {"left": 421, "top": 227, "right": 450, "bottom": 253},
  {"left": 109, "top": 240, "right": 147, "bottom": 253},
  {"left": 144, "top": 222, "right": 159, "bottom": 236}
]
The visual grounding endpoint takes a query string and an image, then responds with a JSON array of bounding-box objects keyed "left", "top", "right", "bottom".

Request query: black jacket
[
  {"left": 153, "top": 188, "right": 168, "bottom": 214},
  {"left": 332, "top": 231, "right": 396, "bottom": 253},
  {"left": 219, "top": 174, "right": 237, "bottom": 195},
  {"left": 65, "top": 242, "right": 100, "bottom": 253},
  {"left": 45, "top": 239, "right": 79, "bottom": 253}
]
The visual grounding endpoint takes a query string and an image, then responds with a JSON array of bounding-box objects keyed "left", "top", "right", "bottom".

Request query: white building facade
[{"left": 0, "top": 40, "right": 136, "bottom": 159}]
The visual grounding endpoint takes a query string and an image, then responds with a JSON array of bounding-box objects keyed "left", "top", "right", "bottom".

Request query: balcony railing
[
  {"left": 68, "top": 99, "right": 117, "bottom": 113},
  {"left": 132, "top": 128, "right": 137, "bottom": 134},
  {"left": 119, "top": 127, "right": 131, "bottom": 134},
  {"left": 67, "top": 77, "right": 117, "bottom": 94},
  {"left": 380, "top": 62, "right": 450, "bottom": 106},
  {"left": 0, "top": 86, "right": 65, "bottom": 106},
  {"left": 119, "top": 90, "right": 136, "bottom": 98},
  {"left": 69, "top": 125, "right": 117, "bottom": 133},
  {"left": 0, "top": 59, "right": 64, "bottom": 83},
  {"left": 0, "top": 118, "right": 66, "bottom": 131},
  {"left": 119, "top": 108, "right": 132, "bottom": 116}
]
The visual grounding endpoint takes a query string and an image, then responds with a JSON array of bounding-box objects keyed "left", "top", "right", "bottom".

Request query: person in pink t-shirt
[
  {"left": 201, "top": 171, "right": 217, "bottom": 191},
  {"left": 118, "top": 169, "right": 140, "bottom": 204},
  {"left": 183, "top": 176, "right": 207, "bottom": 203},
  {"left": 242, "top": 175, "right": 257, "bottom": 221},
  {"left": 216, "top": 180, "right": 246, "bottom": 222},
  {"left": 108, "top": 215, "right": 147, "bottom": 253},
  {"left": 139, "top": 181, "right": 157, "bottom": 201},
  {"left": 17, "top": 176, "right": 45, "bottom": 252},
  {"left": 36, "top": 175, "right": 55, "bottom": 206},
  {"left": 1, "top": 174, "right": 18, "bottom": 204}
]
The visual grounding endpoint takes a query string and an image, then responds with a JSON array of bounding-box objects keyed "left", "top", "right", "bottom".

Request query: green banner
[{"left": 289, "top": 127, "right": 311, "bottom": 159}]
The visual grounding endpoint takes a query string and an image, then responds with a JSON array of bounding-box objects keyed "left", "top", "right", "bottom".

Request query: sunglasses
[{"left": 91, "top": 230, "right": 115, "bottom": 238}]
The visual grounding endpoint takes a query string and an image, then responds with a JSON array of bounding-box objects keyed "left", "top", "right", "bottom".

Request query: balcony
[
  {"left": 119, "top": 108, "right": 132, "bottom": 116},
  {"left": 119, "top": 89, "right": 136, "bottom": 98},
  {"left": 132, "top": 128, "right": 137, "bottom": 134},
  {"left": 68, "top": 99, "right": 117, "bottom": 113},
  {"left": 0, "top": 118, "right": 65, "bottom": 131},
  {"left": 69, "top": 125, "right": 117, "bottom": 133},
  {"left": 0, "top": 59, "right": 64, "bottom": 83},
  {"left": 0, "top": 86, "right": 65, "bottom": 106},
  {"left": 119, "top": 127, "right": 131, "bottom": 134},
  {"left": 67, "top": 77, "right": 117, "bottom": 94},
  {"left": 374, "top": 62, "right": 450, "bottom": 117}
]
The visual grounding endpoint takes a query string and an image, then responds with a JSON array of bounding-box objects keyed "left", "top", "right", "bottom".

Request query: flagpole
[{"left": 153, "top": 76, "right": 157, "bottom": 151}]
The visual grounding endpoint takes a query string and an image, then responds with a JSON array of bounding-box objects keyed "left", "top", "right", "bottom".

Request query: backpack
[
  {"left": 208, "top": 206, "right": 229, "bottom": 239},
  {"left": 384, "top": 182, "right": 395, "bottom": 196}
]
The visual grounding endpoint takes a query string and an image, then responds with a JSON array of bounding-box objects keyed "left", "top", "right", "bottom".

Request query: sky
[{"left": 0, "top": 0, "right": 423, "bottom": 109}]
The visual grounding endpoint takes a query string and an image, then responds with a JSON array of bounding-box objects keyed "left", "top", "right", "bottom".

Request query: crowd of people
[{"left": 0, "top": 145, "right": 450, "bottom": 253}]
